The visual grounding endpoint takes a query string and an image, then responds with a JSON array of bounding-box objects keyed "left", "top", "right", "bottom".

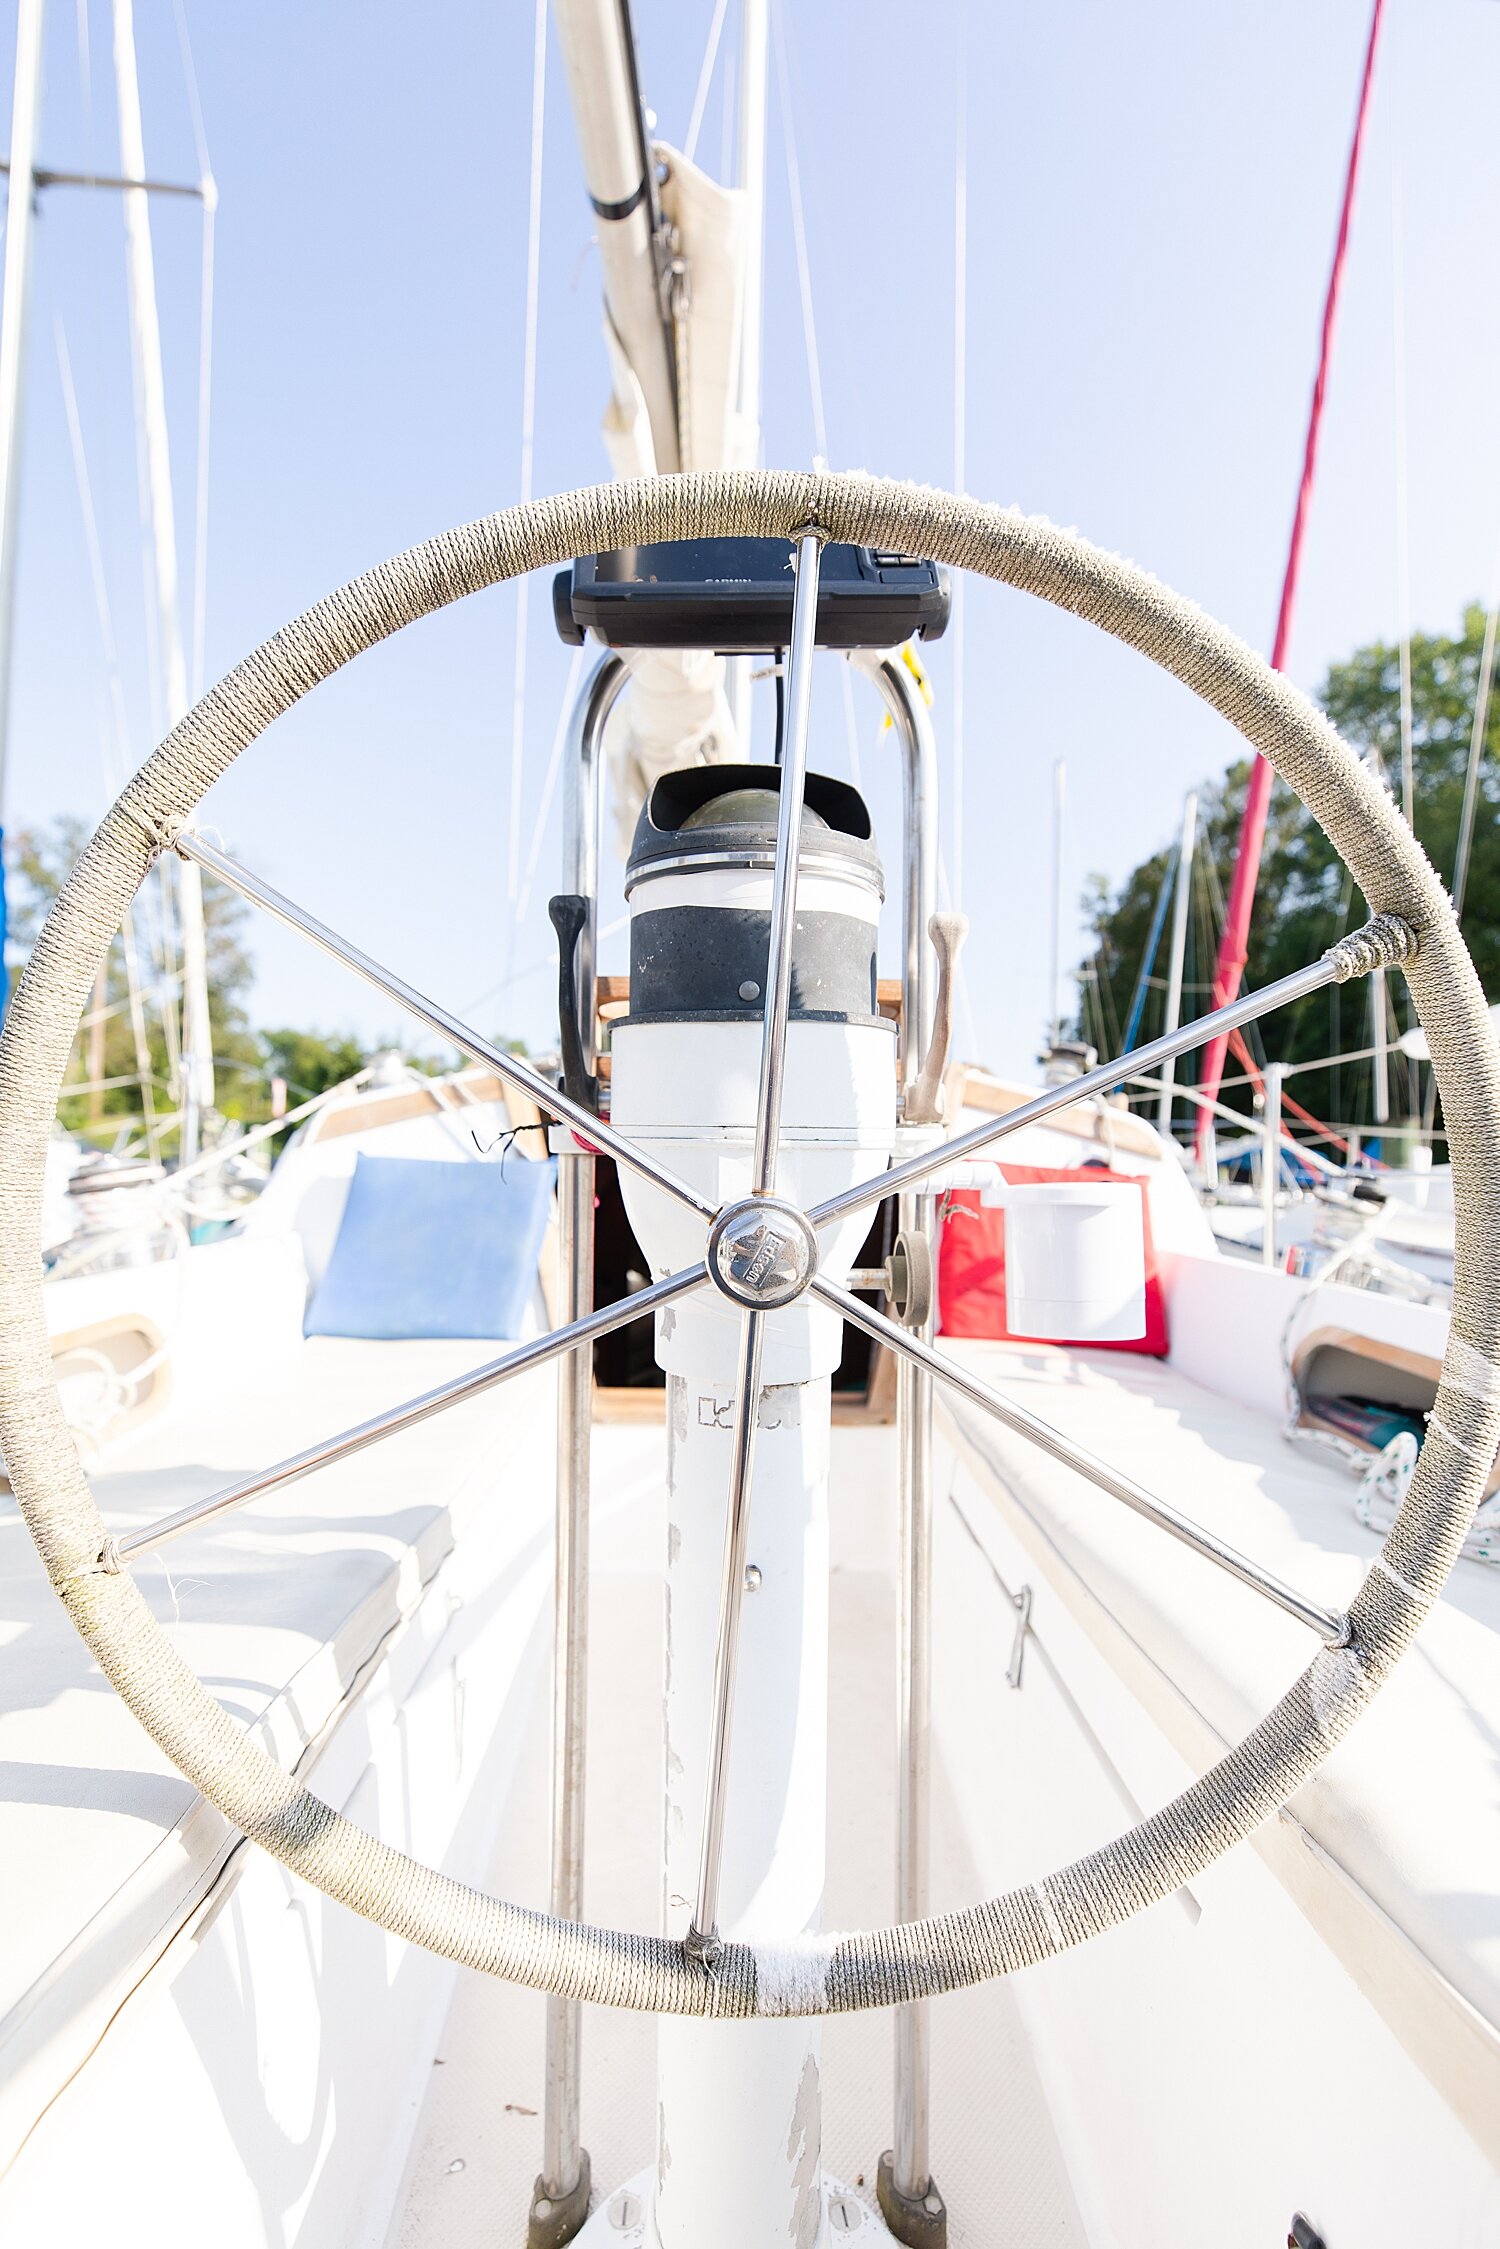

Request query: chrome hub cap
[{"left": 706, "top": 1196, "right": 819, "bottom": 1310}]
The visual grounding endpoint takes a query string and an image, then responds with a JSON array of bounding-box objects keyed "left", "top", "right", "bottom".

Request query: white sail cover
[{"left": 600, "top": 144, "right": 756, "bottom": 847}]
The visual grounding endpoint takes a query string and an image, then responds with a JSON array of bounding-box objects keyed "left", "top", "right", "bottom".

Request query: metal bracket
[
  {"left": 526, "top": 2154, "right": 592, "bottom": 2249},
  {"left": 877, "top": 2152, "right": 948, "bottom": 2248},
  {"left": 1006, "top": 1585, "right": 1033, "bottom": 1691}
]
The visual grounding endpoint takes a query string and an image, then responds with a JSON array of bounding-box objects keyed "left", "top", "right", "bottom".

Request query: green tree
[
  {"left": 4, "top": 818, "right": 371, "bottom": 1153},
  {"left": 260, "top": 1026, "right": 369, "bottom": 1104},
  {"left": 1076, "top": 603, "right": 1499, "bottom": 1145}
]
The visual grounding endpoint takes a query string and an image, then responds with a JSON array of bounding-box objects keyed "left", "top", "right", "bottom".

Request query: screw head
[
  {"left": 707, "top": 1196, "right": 818, "bottom": 1310},
  {"left": 738, "top": 978, "right": 762, "bottom": 1002}
]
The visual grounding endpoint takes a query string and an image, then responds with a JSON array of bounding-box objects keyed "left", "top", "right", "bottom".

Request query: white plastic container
[{"left": 1001, "top": 1179, "right": 1147, "bottom": 1342}]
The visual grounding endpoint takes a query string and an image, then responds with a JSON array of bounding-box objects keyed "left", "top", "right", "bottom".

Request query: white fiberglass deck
[
  {"left": 389, "top": 1426, "right": 1087, "bottom": 2248},
  {"left": 7, "top": 1268, "right": 1500, "bottom": 2245},
  {"left": 935, "top": 1333, "right": 1500, "bottom": 2059},
  {"left": 0, "top": 1326, "right": 558, "bottom": 2183}
]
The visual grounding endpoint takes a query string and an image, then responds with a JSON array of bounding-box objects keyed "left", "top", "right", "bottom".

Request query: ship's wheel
[{"left": 1, "top": 471, "right": 1496, "bottom": 2028}]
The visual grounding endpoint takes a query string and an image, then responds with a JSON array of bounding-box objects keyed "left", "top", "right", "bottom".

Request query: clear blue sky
[{"left": 5, "top": 0, "right": 1500, "bottom": 1078}]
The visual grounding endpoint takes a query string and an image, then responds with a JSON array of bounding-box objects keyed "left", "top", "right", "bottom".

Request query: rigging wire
[
  {"left": 1331, "top": 862, "right": 1354, "bottom": 1126},
  {"left": 1217, "top": 1037, "right": 1406, "bottom": 1089},
  {"left": 1095, "top": 921, "right": 1123, "bottom": 1062},
  {"left": 719, "top": 29, "right": 737, "bottom": 181},
  {"left": 54, "top": 322, "right": 131, "bottom": 784},
  {"left": 1119, "top": 852, "right": 1175, "bottom": 1056},
  {"left": 514, "top": 644, "right": 586, "bottom": 929},
  {"left": 506, "top": 0, "right": 549, "bottom": 930},
  {"left": 1453, "top": 527, "right": 1500, "bottom": 921},
  {"left": 683, "top": 0, "right": 730, "bottom": 166},
  {"left": 75, "top": 0, "right": 92, "bottom": 122},
  {"left": 55, "top": 315, "right": 162, "bottom": 1156},
  {"left": 172, "top": 0, "right": 216, "bottom": 703},
  {"left": 1196, "top": 0, "right": 1385, "bottom": 1156},
  {"left": 770, "top": 0, "right": 827, "bottom": 465},
  {"left": 1392, "top": 172, "right": 1415, "bottom": 827},
  {"left": 951, "top": 38, "right": 967, "bottom": 914},
  {"left": 459, "top": 911, "right": 630, "bottom": 1026}
]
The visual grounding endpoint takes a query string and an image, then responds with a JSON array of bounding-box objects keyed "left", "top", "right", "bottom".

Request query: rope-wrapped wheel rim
[{"left": 2, "top": 469, "right": 1496, "bottom": 2017}]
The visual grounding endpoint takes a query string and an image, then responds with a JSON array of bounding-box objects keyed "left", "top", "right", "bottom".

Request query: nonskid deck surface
[{"left": 389, "top": 1427, "right": 1086, "bottom": 2247}]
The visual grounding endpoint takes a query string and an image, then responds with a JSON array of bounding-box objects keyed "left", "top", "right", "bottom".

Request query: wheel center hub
[{"left": 707, "top": 1196, "right": 819, "bottom": 1310}]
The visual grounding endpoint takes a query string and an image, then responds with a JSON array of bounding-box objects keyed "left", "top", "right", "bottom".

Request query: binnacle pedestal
[{"left": 584, "top": 762, "right": 897, "bottom": 2245}]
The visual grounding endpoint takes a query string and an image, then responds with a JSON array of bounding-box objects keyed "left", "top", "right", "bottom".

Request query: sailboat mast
[
  {"left": 1195, "top": 0, "right": 1384, "bottom": 1157},
  {"left": 112, "top": 0, "right": 214, "bottom": 1164},
  {"left": 0, "top": 0, "right": 46, "bottom": 999},
  {"left": 728, "top": 0, "right": 767, "bottom": 755},
  {"left": 735, "top": 0, "right": 766, "bottom": 443}
]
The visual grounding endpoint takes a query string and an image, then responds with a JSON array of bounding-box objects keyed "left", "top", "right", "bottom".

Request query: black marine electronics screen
[{"left": 553, "top": 537, "right": 950, "bottom": 653}]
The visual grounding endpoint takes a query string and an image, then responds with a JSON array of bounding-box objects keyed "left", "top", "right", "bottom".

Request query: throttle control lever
[{"left": 548, "top": 893, "right": 598, "bottom": 1115}]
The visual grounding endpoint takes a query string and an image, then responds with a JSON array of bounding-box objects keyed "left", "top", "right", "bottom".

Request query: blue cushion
[{"left": 304, "top": 1152, "right": 556, "bottom": 1341}]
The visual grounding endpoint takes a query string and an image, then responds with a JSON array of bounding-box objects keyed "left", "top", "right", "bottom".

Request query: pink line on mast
[{"left": 1195, "top": 0, "right": 1386, "bottom": 1160}]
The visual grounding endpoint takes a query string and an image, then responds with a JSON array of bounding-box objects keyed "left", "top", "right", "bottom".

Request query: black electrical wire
[{"left": 773, "top": 650, "right": 785, "bottom": 765}]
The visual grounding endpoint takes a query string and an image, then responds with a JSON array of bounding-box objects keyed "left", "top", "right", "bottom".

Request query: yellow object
[{"left": 879, "top": 637, "right": 935, "bottom": 730}]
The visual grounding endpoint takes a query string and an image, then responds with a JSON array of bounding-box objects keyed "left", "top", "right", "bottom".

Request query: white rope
[
  {"left": 1453, "top": 527, "right": 1500, "bottom": 921},
  {"left": 506, "top": 0, "right": 548, "bottom": 922},
  {"left": 684, "top": 0, "right": 730, "bottom": 166},
  {"left": 770, "top": 0, "right": 827, "bottom": 466},
  {"left": 172, "top": 0, "right": 216, "bottom": 704}
]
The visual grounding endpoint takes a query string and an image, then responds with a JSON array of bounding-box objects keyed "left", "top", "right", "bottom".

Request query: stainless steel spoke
[
  {"left": 813, "top": 1276, "right": 1350, "bottom": 1646},
  {"left": 688, "top": 529, "right": 823, "bottom": 1960},
  {"left": 112, "top": 1264, "right": 708, "bottom": 1565},
  {"left": 174, "top": 829, "right": 716, "bottom": 1224},
  {"left": 753, "top": 529, "right": 823, "bottom": 1194},
  {"left": 686, "top": 1305, "right": 766, "bottom": 1962},
  {"left": 807, "top": 948, "right": 1348, "bottom": 1235}
]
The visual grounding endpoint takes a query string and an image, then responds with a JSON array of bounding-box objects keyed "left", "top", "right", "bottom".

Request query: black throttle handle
[{"left": 549, "top": 893, "right": 598, "bottom": 1115}]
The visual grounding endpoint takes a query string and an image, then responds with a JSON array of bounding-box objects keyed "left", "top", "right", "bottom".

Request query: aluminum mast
[{"left": 113, "top": 0, "right": 214, "bottom": 1163}]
